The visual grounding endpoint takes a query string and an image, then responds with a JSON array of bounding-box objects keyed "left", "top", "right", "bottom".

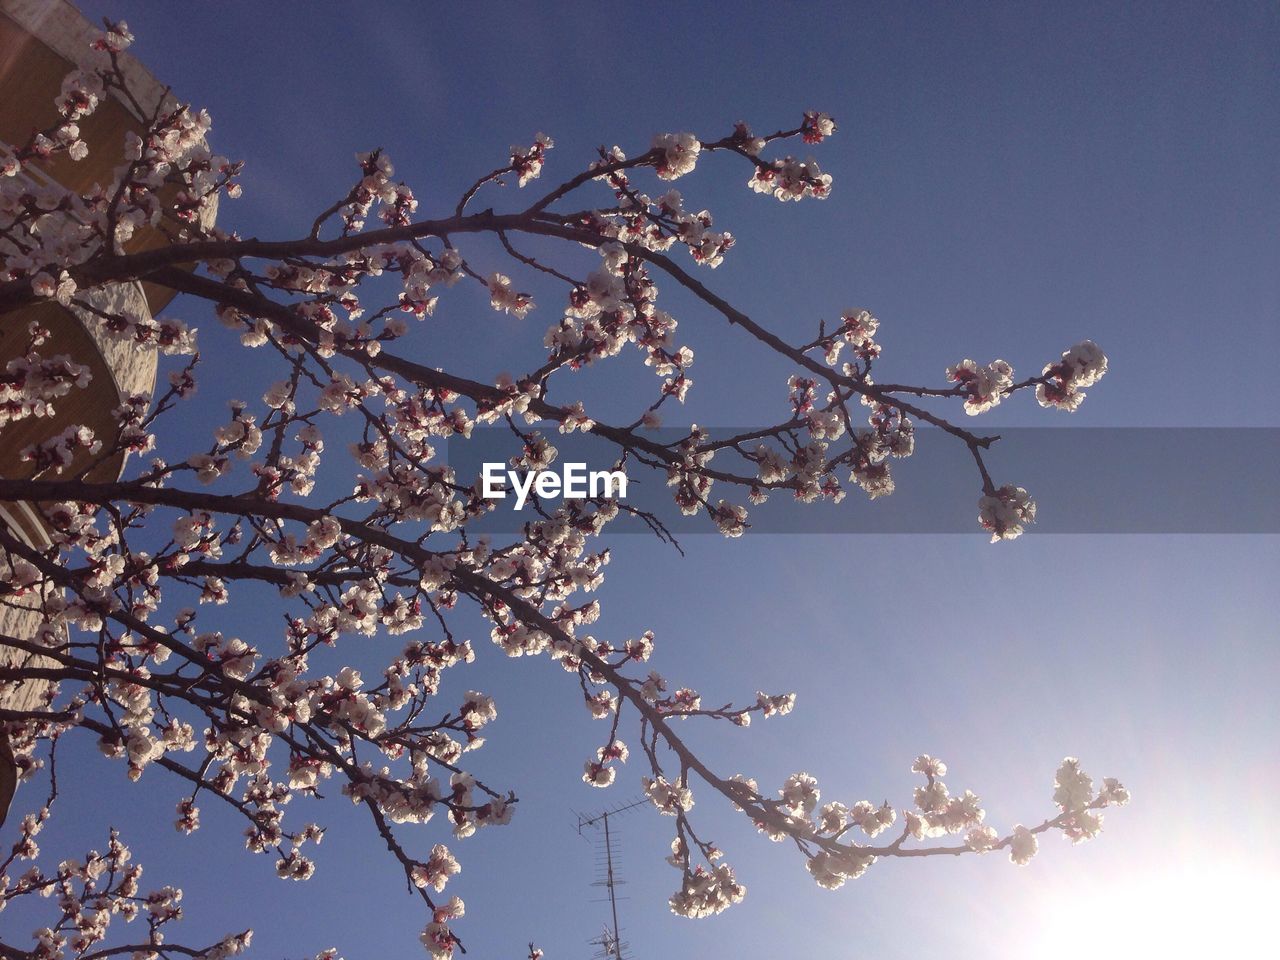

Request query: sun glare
[{"left": 1029, "top": 863, "right": 1274, "bottom": 958}]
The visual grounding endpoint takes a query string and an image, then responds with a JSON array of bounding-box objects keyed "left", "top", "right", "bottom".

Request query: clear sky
[{"left": 28, "top": 1, "right": 1280, "bottom": 957}]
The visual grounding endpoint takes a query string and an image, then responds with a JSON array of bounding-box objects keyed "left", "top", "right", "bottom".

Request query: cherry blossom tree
[{"left": 0, "top": 19, "right": 1128, "bottom": 960}]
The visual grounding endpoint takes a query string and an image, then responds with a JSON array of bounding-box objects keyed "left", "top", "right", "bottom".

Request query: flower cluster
[
  {"left": 511, "top": 133, "right": 554, "bottom": 187},
  {"left": 748, "top": 155, "right": 833, "bottom": 201},
  {"left": 652, "top": 132, "right": 701, "bottom": 180},
  {"left": 488, "top": 272, "right": 535, "bottom": 318},
  {"left": 947, "top": 358, "right": 1014, "bottom": 415},
  {"left": 978, "top": 484, "right": 1037, "bottom": 542},
  {"left": 0, "top": 325, "right": 91, "bottom": 428},
  {"left": 1037, "top": 340, "right": 1109, "bottom": 411},
  {"left": 668, "top": 862, "right": 747, "bottom": 918}
]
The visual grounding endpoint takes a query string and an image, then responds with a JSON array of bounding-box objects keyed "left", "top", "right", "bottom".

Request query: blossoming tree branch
[{"left": 0, "top": 19, "right": 1127, "bottom": 960}]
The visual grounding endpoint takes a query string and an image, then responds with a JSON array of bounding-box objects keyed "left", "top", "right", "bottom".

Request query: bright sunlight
[{"left": 1029, "top": 862, "right": 1272, "bottom": 957}]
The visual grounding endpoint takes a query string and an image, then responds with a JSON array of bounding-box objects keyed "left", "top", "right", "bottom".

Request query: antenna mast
[{"left": 576, "top": 797, "right": 648, "bottom": 959}]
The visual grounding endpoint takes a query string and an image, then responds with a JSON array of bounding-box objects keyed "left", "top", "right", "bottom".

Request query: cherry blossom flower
[{"left": 652, "top": 132, "right": 701, "bottom": 179}]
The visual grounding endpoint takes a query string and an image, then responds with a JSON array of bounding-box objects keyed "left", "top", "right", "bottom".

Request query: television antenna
[{"left": 575, "top": 796, "right": 648, "bottom": 960}]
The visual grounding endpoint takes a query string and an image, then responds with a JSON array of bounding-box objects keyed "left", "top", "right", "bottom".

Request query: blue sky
[{"left": 24, "top": 1, "right": 1280, "bottom": 957}]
